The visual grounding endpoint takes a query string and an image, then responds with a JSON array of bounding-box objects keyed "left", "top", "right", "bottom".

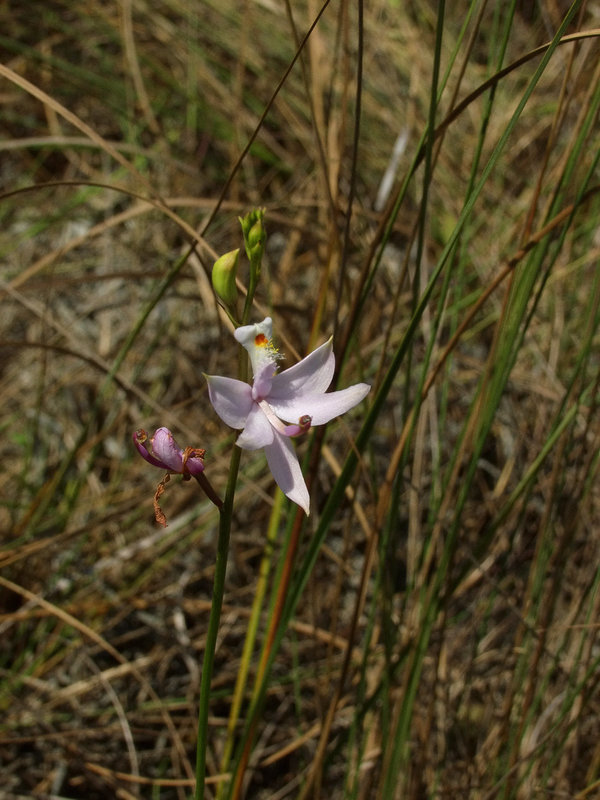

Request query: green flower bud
[
  {"left": 247, "top": 218, "right": 265, "bottom": 253},
  {"left": 239, "top": 208, "right": 263, "bottom": 239},
  {"left": 239, "top": 208, "right": 266, "bottom": 267},
  {"left": 212, "top": 248, "right": 240, "bottom": 310},
  {"left": 238, "top": 208, "right": 267, "bottom": 320}
]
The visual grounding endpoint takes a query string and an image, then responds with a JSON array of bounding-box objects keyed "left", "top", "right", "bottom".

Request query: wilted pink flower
[
  {"left": 206, "top": 317, "right": 370, "bottom": 514},
  {"left": 133, "top": 427, "right": 222, "bottom": 525},
  {"left": 133, "top": 427, "right": 206, "bottom": 475}
]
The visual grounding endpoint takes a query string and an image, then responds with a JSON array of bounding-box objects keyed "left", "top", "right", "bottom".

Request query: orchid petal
[
  {"left": 270, "top": 383, "right": 370, "bottom": 426},
  {"left": 151, "top": 427, "right": 185, "bottom": 471},
  {"left": 183, "top": 450, "right": 206, "bottom": 475},
  {"left": 206, "top": 375, "right": 253, "bottom": 428},
  {"left": 236, "top": 405, "right": 274, "bottom": 450},
  {"left": 264, "top": 432, "right": 310, "bottom": 515},
  {"left": 269, "top": 338, "right": 334, "bottom": 399}
]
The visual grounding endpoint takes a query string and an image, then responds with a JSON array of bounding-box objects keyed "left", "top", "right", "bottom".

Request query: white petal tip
[{"left": 285, "top": 488, "right": 310, "bottom": 516}]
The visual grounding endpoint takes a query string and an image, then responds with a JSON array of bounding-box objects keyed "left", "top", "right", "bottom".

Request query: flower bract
[{"left": 206, "top": 317, "right": 370, "bottom": 514}]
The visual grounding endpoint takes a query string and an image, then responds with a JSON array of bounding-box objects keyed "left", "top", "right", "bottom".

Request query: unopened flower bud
[
  {"left": 239, "top": 208, "right": 266, "bottom": 270},
  {"left": 212, "top": 248, "right": 240, "bottom": 310},
  {"left": 247, "top": 218, "right": 265, "bottom": 254}
]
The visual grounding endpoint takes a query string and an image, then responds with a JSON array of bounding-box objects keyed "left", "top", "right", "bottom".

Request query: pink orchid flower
[
  {"left": 133, "top": 427, "right": 206, "bottom": 475},
  {"left": 206, "top": 317, "right": 370, "bottom": 514},
  {"left": 133, "top": 427, "right": 223, "bottom": 525}
]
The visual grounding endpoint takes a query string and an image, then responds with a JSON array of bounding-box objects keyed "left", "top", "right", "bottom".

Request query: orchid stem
[
  {"left": 194, "top": 472, "right": 224, "bottom": 511},
  {"left": 194, "top": 445, "right": 242, "bottom": 800},
  {"left": 195, "top": 211, "right": 261, "bottom": 798}
]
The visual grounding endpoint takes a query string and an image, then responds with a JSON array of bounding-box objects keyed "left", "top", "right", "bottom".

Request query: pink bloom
[
  {"left": 133, "top": 427, "right": 206, "bottom": 475},
  {"left": 206, "top": 317, "right": 370, "bottom": 514},
  {"left": 133, "top": 427, "right": 221, "bottom": 526}
]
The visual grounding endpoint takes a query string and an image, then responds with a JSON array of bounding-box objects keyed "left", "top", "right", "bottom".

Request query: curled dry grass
[{"left": 1, "top": 1, "right": 600, "bottom": 798}]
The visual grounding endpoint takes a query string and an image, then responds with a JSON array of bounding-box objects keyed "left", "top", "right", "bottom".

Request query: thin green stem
[
  {"left": 194, "top": 212, "right": 259, "bottom": 798},
  {"left": 194, "top": 446, "right": 242, "bottom": 800}
]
